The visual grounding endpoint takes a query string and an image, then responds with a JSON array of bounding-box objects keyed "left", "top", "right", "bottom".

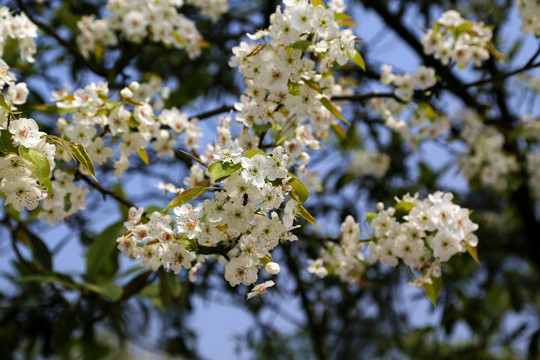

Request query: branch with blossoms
[{"left": 0, "top": 0, "right": 495, "bottom": 307}]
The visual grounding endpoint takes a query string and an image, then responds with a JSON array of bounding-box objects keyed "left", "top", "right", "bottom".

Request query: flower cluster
[
  {"left": 517, "top": 0, "right": 540, "bottom": 36},
  {"left": 51, "top": 79, "right": 201, "bottom": 179},
  {"left": 371, "top": 98, "right": 451, "bottom": 147},
  {"left": 347, "top": 150, "right": 390, "bottom": 179},
  {"left": 457, "top": 111, "right": 518, "bottom": 191},
  {"left": 308, "top": 192, "right": 479, "bottom": 288},
  {"left": 230, "top": 0, "right": 360, "bottom": 150},
  {"left": 117, "top": 145, "right": 307, "bottom": 297},
  {"left": 0, "top": 7, "right": 37, "bottom": 62},
  {"left": 186, "top": 0, "right": 228, "bottom": 22},
  {"left": 421, "top": 10, "right": 494, "bottom": 67},
  {"left": 77, "top": 0, "right": 228, "bottom": 59},
  {"left": 381, "top": 64, "right": 436, "bottom": 101},
  {"left": 0, "top": 9, "right": 54, "bottom": 214},
  {"left": 307, "top": 215, "right": 365, "bottom": 284}
]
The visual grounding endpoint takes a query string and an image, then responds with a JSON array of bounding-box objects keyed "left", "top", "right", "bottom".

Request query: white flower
[
  {"left": 224, "top": 256, "right": 259, "bottom": 286},
  {"left": 3, "top": 177, "right": 46, "bottom": 211},
  {"left": 307, "top": 258, "right": 328, "bottom": 278},
  {"left": 246, "top": 280, "right": 275, "bottom": 299},
  {"left": 8, "top": 117, "right": 43, "bottom": 148},
  {"left": 161, "top": 243, "right": 195, "bottom": 274}
]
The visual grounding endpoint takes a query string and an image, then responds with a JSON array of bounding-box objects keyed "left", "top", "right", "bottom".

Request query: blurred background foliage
[{"left": 1, "top": 0, "right": 539, "bottom": 359}]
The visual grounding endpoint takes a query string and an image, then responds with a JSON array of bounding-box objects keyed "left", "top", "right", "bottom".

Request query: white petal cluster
[
  {"left": 348, "top": 150, "right": 390, "bottom": 179},
  {"left": 230, "top": 0, "right": 358, "bottom": 147},
  {"left": 369, "top": 192, "right": 478, "bottom": 267},
  {"left": 458, "top": 111, "right": 519, "bottom": 191},
  {"left": 517, "top": 0, "right": 540, "bottom": 36},
  {"left": 0, "top": 7, "right": 37, "bottom": 62},
  {"left": 308, "top": 193, "right": 479, "bottom": 287},
  {"left": 381, "top": 64, "right": 436, "bottom": 101},
  {"left": 77, "top": 0, "right": 228, "bottom": 59},
  {"left": 51, "top": 79, "right": 200, "bottom": 179},
  {"left": 421, "top": 10, "right": 493, "bottom": 67},
  {"left": 117, "top": 146, "right": 301, "bottom": 297}
]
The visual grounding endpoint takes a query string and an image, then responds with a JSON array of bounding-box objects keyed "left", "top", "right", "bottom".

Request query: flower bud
[
  {"left": 128, "top": 81, "right": 140, "bottom": 91},
  {"left": 120, "top": 87, "right": 133, "bottom": 98},
  {"left": 264, "top": 262, "right": 280, "bottom": 275}
]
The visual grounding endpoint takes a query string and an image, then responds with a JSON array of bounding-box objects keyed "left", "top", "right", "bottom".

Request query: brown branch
[
  {"left": 190, "top": 104, "right": 235, "bottom": 121},
  {"left": 78, "top": 172, "right": 138, "bottom": 209}
]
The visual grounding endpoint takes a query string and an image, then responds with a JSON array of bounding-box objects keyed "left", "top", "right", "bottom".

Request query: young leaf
[
  {"left": 137, "top": 148, "right": 149, "bottom": 165},
  {"left": 395, "top": 201, "right": 415, "bottom": 214},
  {"left": 365, "top": 211, "right": 378, "bottom": 223},
  {"left": 166, "top": 186, "right": 209, "bottom": 210},
  {"left": 312, "top": 0, "right": 326, "bottom": 9},
  {"left": 0, "top": 93, "right": 21, "bottom": 114},
  {"left": 172, "top": 30, "right": 187, "bottom": 46},
  {"left": 330, "top": 123, "right": 348, "bottom": 140},
  {"left": 423, "top": 275, "right": 442, "bottom": 306},
  {"left": 208, "top": 161, "right": 242, "bottom": 183},
  {"left": 246, "top": 149, "right": 265, "bottom": 158},
  {"left": 19, "top": 146, "right": 53, "bottom": 196},
  {"left": 289, "top": 177, "right": 309, "bottom": 203},
  {"left": 68, "top": 141, "right": 97, "bottom": 181},
  {"left": 465, "top": 243, "right": 480, "bottom": 264},
  {"left": 290, "top": 40, "right": 312, "bottom": 52},
  {"left": 303, "top": 78, "right": 324, "bottom": 94},
  {"left": 320, "top": 97, "right": 348, "bottom": 124},
  {"left": 297, "top": 205, "right": 319, "bottom": 229},
  {"left": 247, "top": 43, "right": 266, "bottom": 57},
  {"left": 348, "top": 49, "right": 366, "bottom": 71}
]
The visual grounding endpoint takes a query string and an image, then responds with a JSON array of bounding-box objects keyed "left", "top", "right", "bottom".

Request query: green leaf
[
  {"left": 208, "top": 161, "right": 242, "bottom": 183},
  {"left": 0, "top": 93, "right": 21, "bottom": 114},
  {"left": 86, "top": 220, "right": 125, "bottom": 282},
  {"left": 348, "top": 49, "right": 366, "bottom": 71},
  {"left": 465, "top": 243, "right": 480, "bottom": 264},
  {"left": 68, "top": 141, "right": 97, "bottom": 181},
  {"left": 395, "top": 201, "right": 415, "bottom": 214},
  {"left": 365, "top": 211, "right": 377, "bottom": 223},
  {"left": 19, "top": 145, "right": 52, "bottom": 196},
  {"left": 334, "top": 13, "right": 357, "bottom": 26},
  {"left": 247, "top": 43, "right": 266, "bottom": 57},
  {"left": 246, "top": 149, "right": 265, "bottom": 158},
  {"left": 82, "top": 282, "right": 123, "bottom": 301},
  {"left": 172, "top": 30, "right": 187, "bottom": 46},
  {"left": 288, "top": 177, "right": 309, "bottom": 203},
  {"left": 17, "top": 273, "right": 78, "bottom": 290},
  {"left": 166, "top": 186, "right": 209, "bottom": 210},
  {"left": 312, "top": 0, "right": 326, "bottom": 9},
  {"left": 290, "top": 40, "right": 312, "bottom": 52},
  {"left": 137, "top": 148, "right": 149, "bottom": 165},
  {"left": 20, "top": 228, "right": 52, "bottom": 271},
  {"left": 123, "top": 97, "right": 144, "bottom": 106},
  {"left": 120, "top": 270, "right": 153, "bottom": 301},
  {"left": 159, "top": 271, "right": 182, "bottom": 308},
  {"left": 423, "top": 275, "right": 442, "bottom": 307},
  {"left": 288, "top": 81, "right": 301, "bottom": 96},
  {"left": 297, "top": 204, "right": 319, "bottom": 229},
  {"left": 303, "top": 78, "right": 324, "bottom": 94},
  {"left": 0, "top": 130, "right": 17, "bottom": 154},
  {"left": 330, "top": 123, "right": 347, "bottom": 140},
  {"left": 320, "top": 97, "right": 348, "bottom": 124}
]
